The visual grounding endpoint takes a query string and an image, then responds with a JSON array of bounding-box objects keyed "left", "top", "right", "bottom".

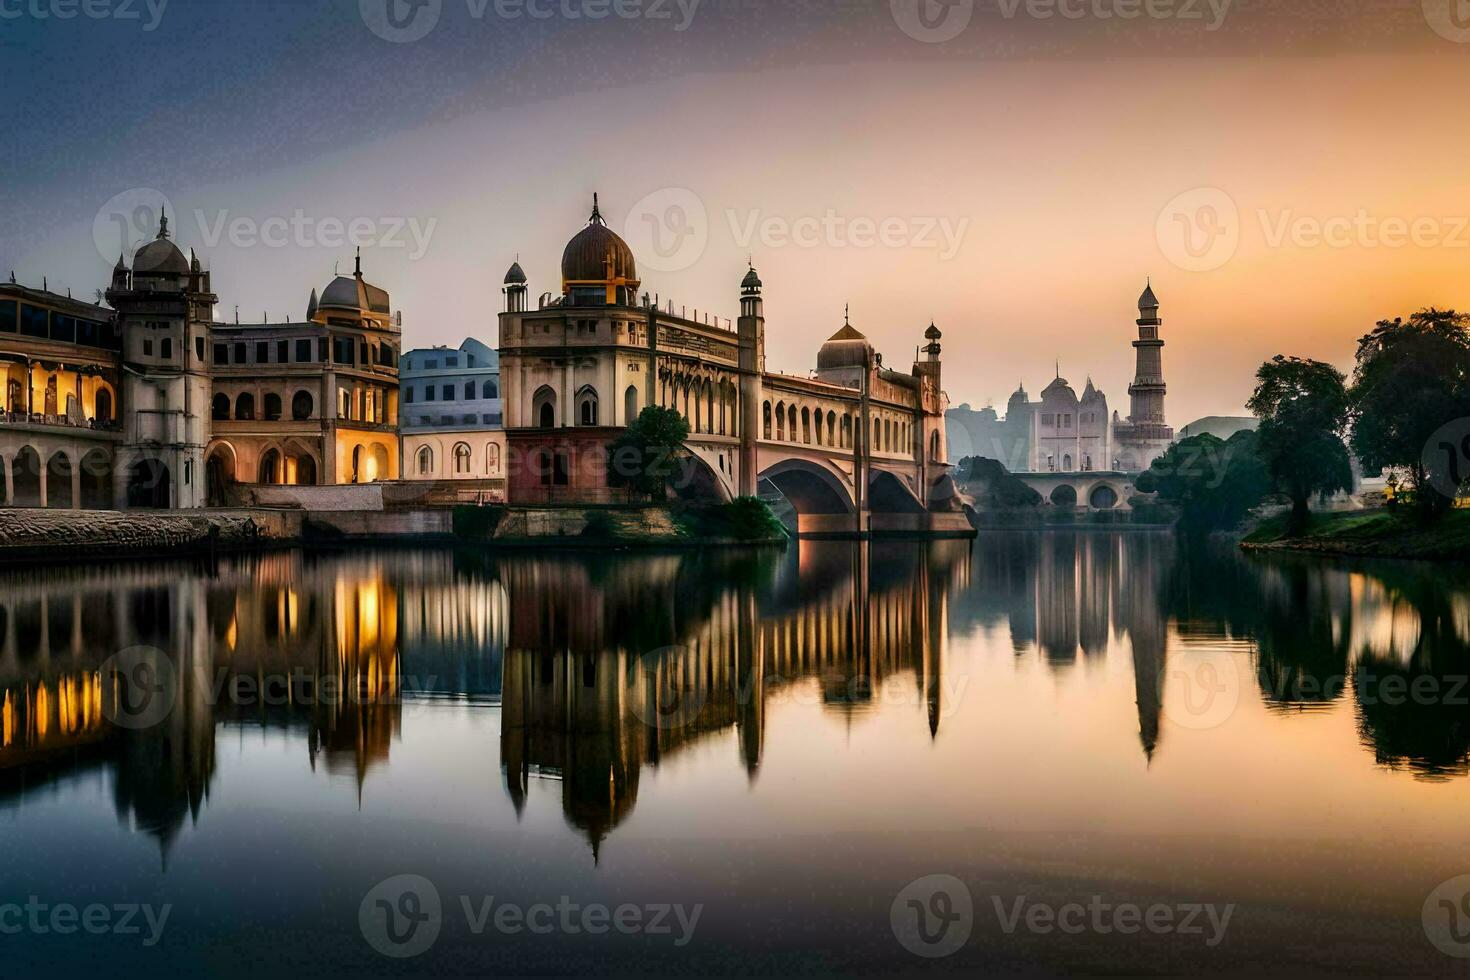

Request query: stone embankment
[{"left": 0, "top": 508, "right": 297, "bottom": 562}]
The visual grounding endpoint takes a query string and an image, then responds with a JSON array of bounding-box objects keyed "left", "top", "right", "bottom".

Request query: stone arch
[
  {"left": 292, "top": 389, "right": 314, "bottom": 420},
  {"left": 371, "top": 444, "right": 390, "bottom": 482},
  {"left": 624, "top": 385, "right": 639, "bottom": 426},
  {"left": 453, "top": 441, "right": 472, "bottom": 475},
  {"left": 12, "top": 446, "right": 41, "bottom": 506},
  {"left": 672, "top": 448, "right": 733, "bottom": 504},
  {"left": 1089, "top": 483, "right": 1119, "bottom": 510},
  {"left": 774, "top": 400, "right": 786, "bottom": 441},
  {"left": 235, "top": 392, "right": 255, "bottom": 421},
  {"left": 787, "top": 404, "right": 797, "bottom": 443},
  {"left": 46, "top": 451, "right": 73, "bottom": 509},
  {"left": 762, "top": 400, "right": 773, "bottom": 439},
  {"left": 486, "top": 441, "right": 501, "bottom": 476},
  {"left": 79, "top": 449, "right": 112, "bottom": 509},
  {"left": 1050, "top": 484, "right": 1078, "bottom": 508},
  {"left": 284, "top": 441, "right": 319, "bottom": 485},
  {"left": 869, "top": 469, "right": 925, "bottom": 514},
  {"left": 759, "top": 457, "right": 856, "bottom": 516},
  {"left": 212, "top": 393, "right": 231, "bottom": 420},
  {"left": 94, "top": 386, "right": 114, "bottom": 424},
  {"left": 533, "top": 385, "right": 557, "bottom": 429},
  {"left": 576, "top": 385, "right": 599, "bottom": 426},
  {"left": 264, "top": 392, "right": 283, "bottom": 421},
  {"left": 258, "top": 447, "right": 283, "bottom": 484},
  {"left": 206, "top": 442, "right": 237, "bottom": 505},
  {"left": 416, "top": 444, "right": 435, "bottom": 476}
]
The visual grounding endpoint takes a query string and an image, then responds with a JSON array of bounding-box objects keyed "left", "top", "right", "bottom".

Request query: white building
[{"left": 399, "top": 337, "right": 506, "bottom": 489}]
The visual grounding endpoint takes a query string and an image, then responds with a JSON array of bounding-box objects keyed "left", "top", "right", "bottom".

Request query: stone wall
[{"left": 0, "top": 508, "right": 300, "bottom": 561}]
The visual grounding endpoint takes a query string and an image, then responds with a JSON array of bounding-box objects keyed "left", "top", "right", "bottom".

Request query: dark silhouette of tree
[
  {"left": 607, "top": 405, "right": 691, "bottom": 502},
  {"left": 1247, "top": 356, "right": 1354, "bottom": 531},
  {"left": 1349, "top": 309, "right": 1470, "bottom": 518},
  {"left": 1135, "top": 430, "right": 1270, "bottom": 531},
  {"left": 957, "top": 457, "right": 1041, "bottom": 508}
]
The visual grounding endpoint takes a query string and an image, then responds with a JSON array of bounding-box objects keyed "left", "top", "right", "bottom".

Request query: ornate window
[
  {"left": 454, "top": 443, "right": 471, "bottom": 474},
  {"left": 416, "top": 446, "right": 434, "bottom": 476}
]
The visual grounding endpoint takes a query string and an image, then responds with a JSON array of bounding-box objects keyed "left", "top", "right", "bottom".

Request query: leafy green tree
[
  {"left": 958, "top": 457, "right": 1041, "bottom": 509},
  {"left": 1135, "top": 430, "right": 1270, "bottom": 531},
  {"left": 607, "top": 406, "right": 690, "bottom": 502},
  {"left": 1349, "top": 309, "right": 1470, "bottom": 517},
  {"left": 1247, "top": 356, "right": 1354, "bottom": 531}
]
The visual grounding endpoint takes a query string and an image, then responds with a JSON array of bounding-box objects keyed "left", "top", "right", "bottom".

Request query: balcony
[{"left": 1, "top": 411, "right": 120, "bottom": 433}]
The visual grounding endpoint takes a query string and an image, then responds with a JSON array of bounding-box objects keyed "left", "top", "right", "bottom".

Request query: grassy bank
[
  {"left": 453, "top": 498, "right": 789, "bottom": 548},
  {"left": 1241, "top": 508, "right": 1470, "bottom": 561}
]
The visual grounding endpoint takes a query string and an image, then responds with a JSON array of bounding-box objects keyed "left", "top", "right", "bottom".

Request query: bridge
[
  {"left": 1014, "top": 471, "right": 1137, "bottom": 512},
  {"left": 498, "top": 200, "right": 974, "bottom": 539}
]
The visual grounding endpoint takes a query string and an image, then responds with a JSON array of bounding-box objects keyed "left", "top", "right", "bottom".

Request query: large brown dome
[{"left": 561, "top": 196, "right": 637, "bottom": 286}]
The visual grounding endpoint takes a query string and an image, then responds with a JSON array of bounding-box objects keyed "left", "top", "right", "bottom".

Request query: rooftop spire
[
  {"left": 354, "top": 247, "right": 362, "bottom": 278},
  {"left": 590, "top": 192, "right": 605, "bottom": 226},
  {"left": 157, "top": 205, "right": 169, "bottom": 240}
]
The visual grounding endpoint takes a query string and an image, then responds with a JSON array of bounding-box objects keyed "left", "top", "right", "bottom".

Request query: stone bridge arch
[{"left": 759, "top": 456, "right": 856, "bottom": 536}]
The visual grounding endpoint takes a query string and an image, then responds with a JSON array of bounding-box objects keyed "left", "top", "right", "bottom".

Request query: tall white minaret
[{"left": 1127, "top": 280, "right": 1167, "bottom": 427}]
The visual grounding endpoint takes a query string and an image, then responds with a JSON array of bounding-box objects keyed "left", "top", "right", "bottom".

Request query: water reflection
[{"left": 2, "top": 532, "right": 1470, "bottom": 858}]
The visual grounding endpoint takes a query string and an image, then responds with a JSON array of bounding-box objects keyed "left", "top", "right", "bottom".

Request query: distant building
[
  {"left": 1178, "top": 416, "right": 1257, "bottom": 442},
  {"left": 947, "top": 282, "right": 1174, "bottom": 476},
  {"left": 399, "top": 337, "right": 506, "bottom": 486}
]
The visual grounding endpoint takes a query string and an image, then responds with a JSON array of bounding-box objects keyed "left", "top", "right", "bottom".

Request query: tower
[
  {"left": 504, "top": 259, "right": 528, "bottom": 313},
  {"left": 1128, "top": 280, "right": 1167, "bottom": 427},
  {"left": 737, "top": 264, "right": 765, "bottom": 496},
  {"left": 105, "top": 210, "right": 216, "bottom": 508}
]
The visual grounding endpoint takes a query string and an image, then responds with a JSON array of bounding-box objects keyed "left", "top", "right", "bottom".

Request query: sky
[{"left": 5, "top": 0, "right": 1470, "bottom": 425}]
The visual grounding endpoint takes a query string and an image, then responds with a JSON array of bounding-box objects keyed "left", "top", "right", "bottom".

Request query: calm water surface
[{"left": 2, "top": 533, "right": 1469, "bottom": 975}]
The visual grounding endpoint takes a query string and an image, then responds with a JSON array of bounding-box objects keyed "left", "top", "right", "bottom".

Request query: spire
[
  {"left": 354, "top": 247, "right": 362, "bottom": 278},
  {"left": 589, "top": 193, "right": 605, "bottom": 226},
  {"left": 844, "top": 303, "right": 850, "bottom": 326},
  {"left": 114, "top": 252, "right": 127, "bottom": 272},
  {"left": 189, "top": 248, "right": 200, "bottom": 273},
  {"left": 157, "top": 205, "right": 169, "bottom": 240},
  {"left": 307, "top": 287, "right": 319, "bottom": 321}
]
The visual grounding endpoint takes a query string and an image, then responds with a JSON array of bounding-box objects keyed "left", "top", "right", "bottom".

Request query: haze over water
[{"left": 1, "top": 535, "right": 1467, "bottom": 973}]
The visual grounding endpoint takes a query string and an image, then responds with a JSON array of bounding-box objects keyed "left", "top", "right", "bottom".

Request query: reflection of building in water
[{"left": 497, "top": 541, "right": 965, "bottom": 858}]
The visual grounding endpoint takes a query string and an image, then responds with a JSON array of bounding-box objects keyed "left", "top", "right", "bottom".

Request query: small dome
[
  {"left": 1139, "top": 281, "right": 1160, "bottom": 310},
  {"left": 924, "top": 321, "right": 942, "bottom": 340},
  {"left": 741, "top": 265, "right": 762, "bottom": 290},
  {"left": 505, "top": 261, "right": 527, "bottom": 285},
  {"left": 131, "top": 210, "right": 189, "bottom": 276},
  {"left": 318, "top": 273, "right": 390, "bottom": 316},
  {"left": 1042, "top": 375, "right": 1076, "bottom": 400},
  {"left": 817, "top": 318, "right": 873, "bottom": 371},
  {"left": 562, "top": 196, "right": 637, "bottom": 285}
]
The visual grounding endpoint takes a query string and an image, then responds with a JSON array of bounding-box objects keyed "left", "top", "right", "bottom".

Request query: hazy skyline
[{"left": 7, "top": 0, "right": 1470, "bottom": 424}]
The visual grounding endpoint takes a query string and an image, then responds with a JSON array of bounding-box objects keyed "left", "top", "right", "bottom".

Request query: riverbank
[
  {"left": 0, "top": 509, "right": 295, "bottom": 563},
  {"left": 451, "top": 501, "right": 789, "bottom": 548},
  {"left": 1241, "top": 508, "right": 1470, "bottom": 561}
]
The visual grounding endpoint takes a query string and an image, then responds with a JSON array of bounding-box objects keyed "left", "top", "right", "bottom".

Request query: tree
[
  {"left": 1134, "top": 430, "right": 1270, "bottom": 531},
  {"left": 1349, "top": 309, "right": 1470, "bottom": 518},
  {"left": 957, "top": 457, "right": 1041, "bottom": 509},
  {"left": 1247, "top": 356, "right": 1354, "bottom": 530},
  {"left": 607, "top": 406, "right": 690, "bottom": 502}
]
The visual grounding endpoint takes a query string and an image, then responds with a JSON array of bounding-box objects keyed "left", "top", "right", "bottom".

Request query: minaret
[
  {"left": 503, "top": 259, "right": 528, "bottom": 313},
  {"left": 737, "top": 264, "right": 765, "bottom": 496},
  {"left": 1128, "top": 280, "right": 1167, "bottom": 427}
]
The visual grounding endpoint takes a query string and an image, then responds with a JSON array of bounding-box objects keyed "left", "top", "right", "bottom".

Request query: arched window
[
  {"left": 416, "top": 445, "right": 434, "bottom": 476},
  {"left": 788, "top": 404, "right": 797, "bottom": 442},
  {"left": 212, "top": 393, "right": 230, "bottom": 421},
  {"left": 930, "top": 431, "right": 942, "bottom": 462},
  {"left": 258, "top": 448, "right": 281, "bottom": 484},
  {"left": 483, "top": 379, "right": 499, "bottom": 399},
  {"left": 292, "top": 390, "right": 313, "bottom": 420},
  {"left": 465, "top": 381, "right": 476, "bottom": 400},
  {"left": 827, "top": 411, "right": 836, "bottom": 447},
  {"left": 235, "top": 392, "right": 255, "bottom": 421},
  {"left": 624, "top": 385, "right": 639, "bottom": 425},
  {"left": 801, "top": 407, "right": 811, "bottom": 444},
  {"left": 532, "top": 386, "right": 557, "bottom": 428},
  {"left": 578, "top": 387, "right": 599, "bottom": 426},
  {"left": 264, "top": 393, "right": 282, "bottom": 421},
  {"left": 762, "top": 401, "right": 772, "bottom": 439},
  {"left": 775, "top": 401, "right": 786, "bottom": 441},
  {"left": 1062, "top": 454, "right": 1073, "bottom": 472},
  {"left": 94, "top": 388, "right": 113, "bottom": 424},
  {"left": 486, "top": 441, "right": 501, "bottom": 475},
  {"left": 453, "top": 442, "right": 471, "bottom": 474}
]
